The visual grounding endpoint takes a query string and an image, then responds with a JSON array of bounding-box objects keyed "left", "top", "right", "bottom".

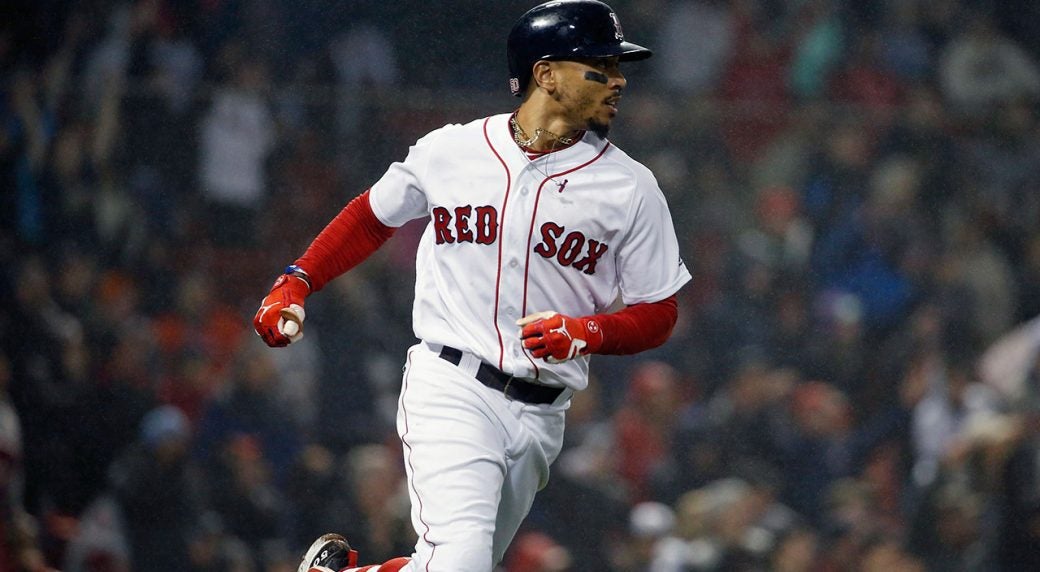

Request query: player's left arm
[
  {"left": 519, "top": 167, "right": 690, "bottom": 363},
  {"left": 518, "top": 296, "right": 678, "bottom": 363}
]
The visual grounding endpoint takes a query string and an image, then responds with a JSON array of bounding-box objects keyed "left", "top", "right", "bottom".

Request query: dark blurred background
[{"left": 3, "top": 0, "right": 1040, "bottom": 570}]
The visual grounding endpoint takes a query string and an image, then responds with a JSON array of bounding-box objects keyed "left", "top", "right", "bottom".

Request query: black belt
[{"left": 438, "top": 346, "right": 565, "bottom": 405}]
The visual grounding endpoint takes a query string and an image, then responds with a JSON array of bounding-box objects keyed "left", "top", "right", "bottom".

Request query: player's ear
[{"left": 531, "top": 60, "right": 556, "bottom": 94}]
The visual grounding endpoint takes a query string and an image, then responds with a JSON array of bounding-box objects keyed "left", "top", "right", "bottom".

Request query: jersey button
[
  {"left": 509, "top": 259, "right": 519, "bottom": 268},
  {"left": 520, "top": 186, "right": 529, "bottom": 196}
]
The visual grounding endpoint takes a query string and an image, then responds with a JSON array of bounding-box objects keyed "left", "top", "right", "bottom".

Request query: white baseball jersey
[{"left": 369, "top": 112, "right": 691, "bottom": 391}]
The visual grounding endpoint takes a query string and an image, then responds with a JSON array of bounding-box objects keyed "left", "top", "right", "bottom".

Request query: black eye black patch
[{"left": 584, "top": 71, "right": 608, "bottom": 84}]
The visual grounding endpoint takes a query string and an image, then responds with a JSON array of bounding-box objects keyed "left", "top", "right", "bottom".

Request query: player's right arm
[
  {"left": 253, "top": 128, "right": 444, "bottom": 347},
  {"left": 253, "top": 190, "right": 397, "bottom": 346}
]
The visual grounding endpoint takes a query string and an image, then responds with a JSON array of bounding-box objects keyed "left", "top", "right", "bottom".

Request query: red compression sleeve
[
  {"left": 293, "top": 190, "right": 396, "bottom": 292},
  {"left": 587, "top": 295, "right": 678, "bottom": 355}
]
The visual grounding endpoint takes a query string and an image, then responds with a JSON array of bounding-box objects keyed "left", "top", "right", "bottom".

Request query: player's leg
[
  {"left": 300, "top": 345, "right": 515, "bottom": 572},
  {"left": 491, "top": 403, "right": 566, "bottom": 566},
  {"left": 394, "top": 345, "right": 517, "bottom": 571}
]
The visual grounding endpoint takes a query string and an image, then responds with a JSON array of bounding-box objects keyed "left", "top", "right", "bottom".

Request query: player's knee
[{"left": 418, "top": 537, "right": 494, "bottom": 572}]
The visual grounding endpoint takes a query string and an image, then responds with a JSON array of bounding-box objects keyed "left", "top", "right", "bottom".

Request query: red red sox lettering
[
  {"left": 432, "top": 205, "right": 498, "bottom": 245},
  {"left": 432, "top": 205, "right": 609, "bottom": 275}
]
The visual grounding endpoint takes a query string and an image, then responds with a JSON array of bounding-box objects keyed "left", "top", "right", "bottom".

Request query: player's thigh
[
  {"left": 491, "top": 450, "right": 544, "bottom": 565},
  {"left": 492, "top": 405, "right": 566, "bottom": 564},
  {"left": 396, "top": 347, "right": 510, "bottom": 570}
]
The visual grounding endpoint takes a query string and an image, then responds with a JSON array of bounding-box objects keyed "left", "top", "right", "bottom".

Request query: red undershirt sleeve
[
  {"left": 293, "top": 190, "right": 396, "bottom": 292},
  {"left": 587, "top": 295, "right": 679, "bottom": 355}
]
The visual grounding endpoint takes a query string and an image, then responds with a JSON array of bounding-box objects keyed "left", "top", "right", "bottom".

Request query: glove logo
[
  {"left": 549, "top": 321, "right": 573, "bottom": 341},
  {"left": 586, "top": 321, "right": 600, "bottom": 334},
  {"left": 257, "top": 303, "right": 277, "bottom": 320}
]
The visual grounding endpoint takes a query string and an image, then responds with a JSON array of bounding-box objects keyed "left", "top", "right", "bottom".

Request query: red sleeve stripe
[{"left": 294, "top": 189, "right": 396, "bottom": 292}]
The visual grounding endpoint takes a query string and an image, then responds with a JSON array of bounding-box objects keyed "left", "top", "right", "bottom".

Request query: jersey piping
[
  {"left": 483, "top": 117, "right": 512, "bottom": 371},
  {"left": 399, "top": 348, "right": 436, "bottom": 570},
  {"left": 520, "top": 142, "right": 612, "bottom": 380}
]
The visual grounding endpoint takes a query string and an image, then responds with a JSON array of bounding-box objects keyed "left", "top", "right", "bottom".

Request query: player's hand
[
  {"left": 517, "top": 311, "right": 604, "bottom": 363},
  {"left": 253, "top": 273, "right": 310, "bottom": 347}
]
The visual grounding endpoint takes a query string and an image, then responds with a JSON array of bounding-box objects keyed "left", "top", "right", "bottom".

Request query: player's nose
[
  {"left": 609, "top": 71, "right": 627, "bottom": 91},
  {"left": 607, "top": 67, "right": 624, "bottom": 87}
]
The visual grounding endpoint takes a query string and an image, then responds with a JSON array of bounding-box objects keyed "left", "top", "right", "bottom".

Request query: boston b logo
[{"left": 609, "top": 12, "right": 624, "bottom": 40}]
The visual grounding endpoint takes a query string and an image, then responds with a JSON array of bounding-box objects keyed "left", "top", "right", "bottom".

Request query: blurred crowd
[{"left": 3, "top": 0, "right": 1040, "bottom": 570}]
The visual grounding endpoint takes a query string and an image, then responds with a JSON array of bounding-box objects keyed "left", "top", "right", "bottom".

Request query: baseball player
[{"left": 253, "top": 1, "right": 691, "bottom": 570}]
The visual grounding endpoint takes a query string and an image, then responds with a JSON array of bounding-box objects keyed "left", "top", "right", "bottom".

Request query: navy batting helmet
[{"left": 507, "top": 0, "right": 652, "bottom": 97}]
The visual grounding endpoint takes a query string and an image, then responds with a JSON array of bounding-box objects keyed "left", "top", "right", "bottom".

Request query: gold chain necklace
[
  {"left": 509, "top": 115, "right": 573, "bottom": 192},
  {"left": 510, "top": 115, "right": 575, "bottom": 149}
]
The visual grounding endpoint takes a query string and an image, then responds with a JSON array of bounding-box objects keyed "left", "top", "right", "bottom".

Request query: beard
[
  {"left": 586, "top": 118, "right": 610, "bottom": 139},
  {"left": 553, "top": 85, "right": 613, "bottom": 139}
]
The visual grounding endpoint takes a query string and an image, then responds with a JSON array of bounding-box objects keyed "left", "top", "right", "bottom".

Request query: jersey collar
[{"left": 487, "top": 113, "right": 608, "bottom": 175}]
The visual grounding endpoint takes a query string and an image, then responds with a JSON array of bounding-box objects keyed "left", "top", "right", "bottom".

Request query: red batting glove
[
  {"left": 253, "top": 273, "right": 310, "bottom": 347},
  {"left": 517, "top": 311, "right": 604, "bottom": 363}
]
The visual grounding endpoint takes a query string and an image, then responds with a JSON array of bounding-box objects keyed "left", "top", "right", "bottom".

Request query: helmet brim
[
  {"left": 542, "top": 41, "right": 653, "bottom": 63},
  {"left": 617, "top": 41, "right": 653, "bottom": 61}
]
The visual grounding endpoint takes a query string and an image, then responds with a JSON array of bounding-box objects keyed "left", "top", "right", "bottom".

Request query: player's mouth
[{"left": 605, "top": 95, "right": 621, "bottom": 116}]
